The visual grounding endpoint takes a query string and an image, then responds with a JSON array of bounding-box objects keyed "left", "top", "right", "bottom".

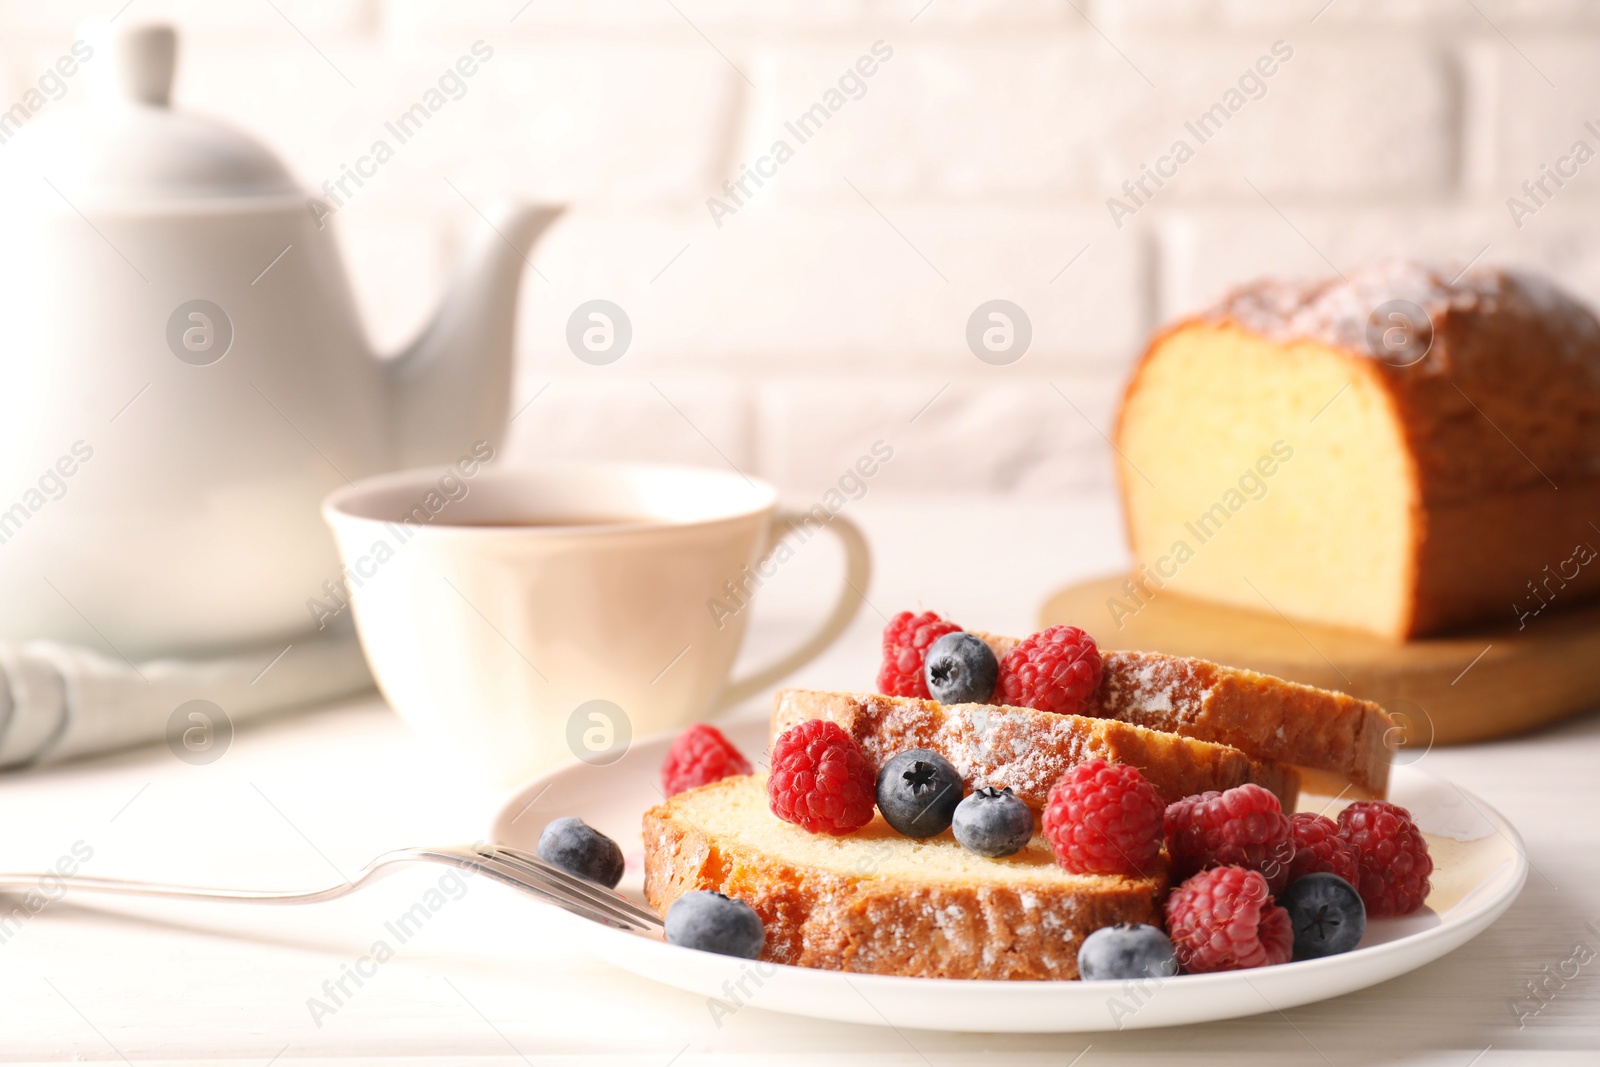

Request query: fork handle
[
  {"left": 0, "top": 846, "right": 659, "bottom": 932},
  {"left": 0, "top": 846, "right": 472, "bottom": 906},
  {"left": 0, "top": 872, "right": 364, "bottom": 905}
]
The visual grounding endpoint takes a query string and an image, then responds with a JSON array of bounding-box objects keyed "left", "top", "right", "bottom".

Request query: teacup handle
[{"left": 713, "top": 510, "right": 872, "bottom": 712}]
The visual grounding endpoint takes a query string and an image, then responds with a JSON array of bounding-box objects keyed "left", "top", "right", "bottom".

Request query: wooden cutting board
[{"left": 1040, "top": 575, "right": 1600, "bottom": 747}]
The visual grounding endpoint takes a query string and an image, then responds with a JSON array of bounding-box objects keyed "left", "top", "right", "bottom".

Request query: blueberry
[
  {"left": 923, "top": 632, "right": 999, "bottom": 705},
  {"left": 951, "top": 785, "right": 1034, "bottom": 857},
  {"left": 664, "top": 890, "right": 765, "bottom": 959},
  {"left": 875, "top": 749, "right": 964, "bottom": 838},
  {"left": 1077, "top": 923, "right": 1179, "bottom": 982},
  {"left": 536, "top": 817, "right": 625, "bottom": 889},
  {"left": 1281, "top": 872, "right": 1366, "bottom": 960}
]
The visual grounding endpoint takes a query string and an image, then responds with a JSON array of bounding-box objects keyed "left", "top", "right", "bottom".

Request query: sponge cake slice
[{"left": 643, "top": 774, "right": 1167, "bottom": 980}]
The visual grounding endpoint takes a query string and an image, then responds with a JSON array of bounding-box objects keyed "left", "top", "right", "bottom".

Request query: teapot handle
[{"left": 712, "top": 510, "right": 872, "bottom": 712}]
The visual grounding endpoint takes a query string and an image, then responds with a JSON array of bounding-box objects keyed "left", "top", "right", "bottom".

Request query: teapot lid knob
[
  {"left": 86, "top": 21, "right": 177, "bottom": 108},
  {"left": 22, "top": 20, "right": 298, "bottom": 201}
]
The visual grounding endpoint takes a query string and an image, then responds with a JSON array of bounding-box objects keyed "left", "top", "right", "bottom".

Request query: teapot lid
[{"left": 2, "top": 23, "right": 299, "bottom": 206}]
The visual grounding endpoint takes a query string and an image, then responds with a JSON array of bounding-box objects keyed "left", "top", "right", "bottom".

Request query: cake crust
[
  {"left": 643, "top": 775, "right": 1166, "bottom": 980},
  {"left": 1092, "top": 649, "right": 1391, "bottom": 797},
  {"left": 772, "top": 687, "right": 1302, "bottom": 809},
  {"left": 978, "top": 633, "right": 1391, "bottom": 797}
]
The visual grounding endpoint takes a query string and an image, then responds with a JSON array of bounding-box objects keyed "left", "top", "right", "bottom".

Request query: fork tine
[
  {"left": 491, "top": 874, "right": 640, "bottom": 929},
  {"left": 481, "top": 847, "right": 663, "bottom": 930},
  {"left": 461, "top": 851, "right": 652, "bottom": 931},
  {"left": 485, "top": 845, "right": 664, "bottom": 928},
  {"left": 467, "top": 847, "right": 659, "bottom": 931},
  {"left": 489, "top": 844, "right": 665, "bottom": 927}
]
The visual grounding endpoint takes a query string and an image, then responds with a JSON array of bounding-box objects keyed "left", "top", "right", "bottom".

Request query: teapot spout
[{"left": 385, "top": 201, "right": 563, "bottom": 468}]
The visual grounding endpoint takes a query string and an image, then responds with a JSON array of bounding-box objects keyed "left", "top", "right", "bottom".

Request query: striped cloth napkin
[{"left": 0, "top": 625, "right": 373, "bottom": 768}]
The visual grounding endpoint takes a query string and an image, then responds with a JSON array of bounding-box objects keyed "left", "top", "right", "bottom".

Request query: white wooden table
[{"left": 1, "top": 495, "right": 1595, "bottom": 1065}]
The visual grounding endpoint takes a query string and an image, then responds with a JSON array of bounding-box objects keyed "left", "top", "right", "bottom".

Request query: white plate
[{"left": 491, "top": 719, "right": 1526, "bottom": 1033}]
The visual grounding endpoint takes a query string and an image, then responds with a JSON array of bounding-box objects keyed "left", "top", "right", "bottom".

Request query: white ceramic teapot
[{"left": 0, "top": 23, "right": 561, "bottom": 658}]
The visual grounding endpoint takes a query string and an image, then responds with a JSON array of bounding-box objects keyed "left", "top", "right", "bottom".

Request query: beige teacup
[{"left": 322, "top": 461, "right": 869, "bottom": 783}]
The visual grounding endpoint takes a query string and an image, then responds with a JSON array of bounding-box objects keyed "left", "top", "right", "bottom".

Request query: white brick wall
[{"left": 6, "top": 2, "right": 1600, "bottom": 496}]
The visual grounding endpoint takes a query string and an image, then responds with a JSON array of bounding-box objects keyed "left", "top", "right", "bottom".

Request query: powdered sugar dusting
[
  {"left": 1205, "top": 259, "right": 1600, "bottom": 370},
  {"left": 1092, "top": 651, "right": 1206, "bottom": 731},
  {"left": 777, "top": 685, "right": 1286, "bottom": 808},
  {"left": 941, "top": 702, "right": 1094, "bottom": 802},
  {"left": 817, "top": 881, "right": 1129, "bottom": 979}
]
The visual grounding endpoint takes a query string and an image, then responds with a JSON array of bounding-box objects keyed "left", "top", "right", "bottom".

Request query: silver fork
[{"left": 0, "top": 843, "right": 663, "bottom": 933}]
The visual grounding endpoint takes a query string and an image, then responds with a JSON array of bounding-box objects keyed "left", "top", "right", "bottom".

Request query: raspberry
[
  {"left": 1165, "top": 867, "right": 1294, "bottom": 973},
  {"left": 995, "top": 625, "right": 1103, "bottom": 715},
  {"left": 661, "top": 723, "right": 752, "bottom": 797},
  {"left": 767, "top": 719, "right": 876, "bottom": 835},
  {"left": 1042, "top": 759, "right": 1164, "bottom": 875},
  {"left": 877, "top": 611, "right": 964, "bottom": 699},
  {"left": 1164, "top": 784, "right": 1295, "bottom": 894},
  {"left": 1286, "top": 811, "right": 1359, "bottom": 887},
  {"left": 1337, "top": 801, "right": 1433, "bottom": 917}
]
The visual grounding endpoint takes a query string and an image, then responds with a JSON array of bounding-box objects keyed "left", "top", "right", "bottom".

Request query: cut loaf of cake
[
  {"left": 1115, "top": 261, "right": 1600, "bottom": 639},
  {"left": 978, "top": 634, "right": 1392, "bottom": 797},
  {"left": 643, "top": 774, "right": 1166, "bottom": 980},
  {"left": 771, "top": 689, "right": 1302, "bottom": 810}
]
